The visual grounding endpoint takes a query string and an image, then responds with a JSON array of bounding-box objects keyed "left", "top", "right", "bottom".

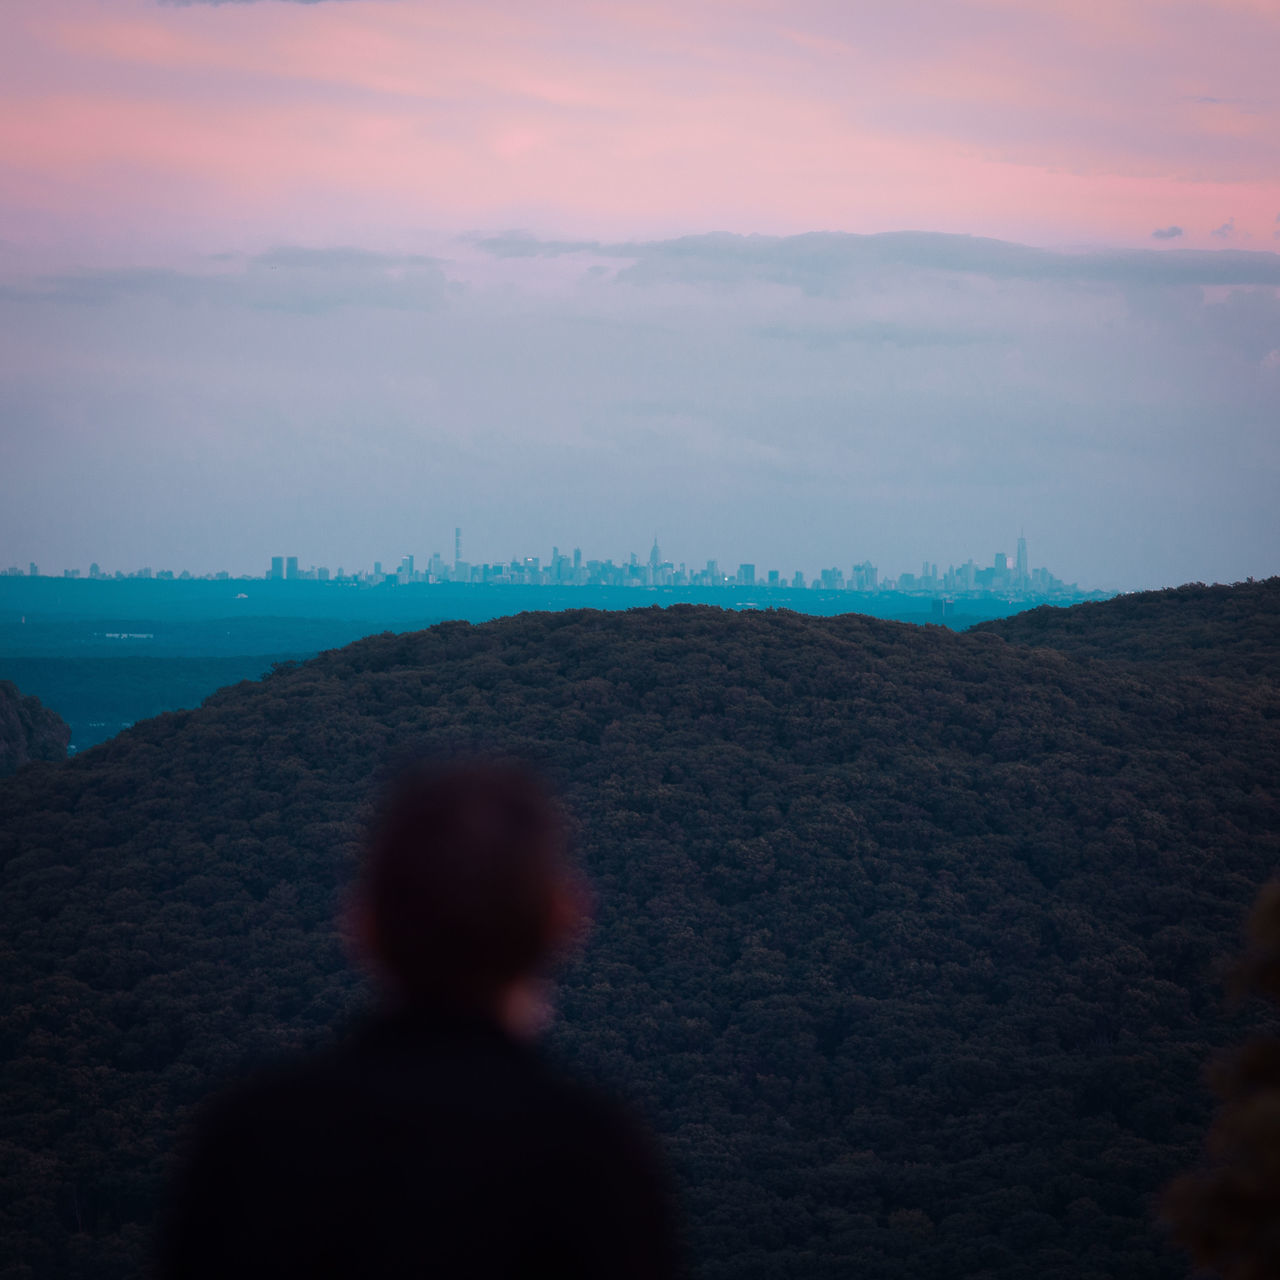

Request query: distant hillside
[
  {"left": 0, "top": 579, "right": 1076, "bottom": 755},
  {"left": 0, "top": 680, "right": 70, "bottom": 776},
  {"left": 1, "top": 597, "right": 1278, "bottom": 1279},
  {"left": 0, "top": 655, "right": 305, "bottom": 752},
  {"left": 975, "top": 577, "right": 1280, "bottom": 680}
]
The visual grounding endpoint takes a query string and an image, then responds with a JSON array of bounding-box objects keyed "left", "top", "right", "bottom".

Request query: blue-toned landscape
[
  {"left": 2, "top": 579, "right": 1278, "bottom": 1278},
  {"left": 0, "top": 576, "right": 1108, "bottom": 752},
  {"left": 3, "top": 0, "right": 1279, "bottom": 1275}
]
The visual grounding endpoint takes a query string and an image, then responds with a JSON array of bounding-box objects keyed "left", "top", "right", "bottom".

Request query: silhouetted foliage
[
  {"left": 1163, "top": 881, "right": 1280, "bottom": 1280},
  {"left": 1, "top": 591, "right": 1278, "bottom": 1279},
  {"left": 0, "top": 680, "right": 70, "bottom": 776},
  {"left": 0, "top": 656, "right": 302, "bottom": 751},
  {"left": 976, "top": 577, "right": 1280, "bottom": 681}
]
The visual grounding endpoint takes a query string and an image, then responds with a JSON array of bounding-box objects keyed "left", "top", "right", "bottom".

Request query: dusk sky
[{"left": 2, "top": 0, "right": 1278, "bottom": 588}]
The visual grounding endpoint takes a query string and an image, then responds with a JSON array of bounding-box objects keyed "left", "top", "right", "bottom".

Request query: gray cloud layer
[
  {"left": 0, "top": 248, "right": 447, "bottom": 312},
  {"left": 2, "top": 231, "right": 1277, "bottom": 589},
  {"left": 477, "top": 230, "right": 1280, "bottom": 292}
]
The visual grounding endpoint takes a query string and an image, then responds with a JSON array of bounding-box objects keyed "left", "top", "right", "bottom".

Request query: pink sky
[{"left": 2, "top": 0, "right": 1279, "bottom": 257}]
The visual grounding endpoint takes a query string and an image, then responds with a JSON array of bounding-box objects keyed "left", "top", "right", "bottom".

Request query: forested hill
[
  {"left": 975, "top": 576, "right": 1280, "bottom": 681},
  {"left": 2, "top": 595, "right": 1279, "bottom": 1279},
  {"left": 0, "top": 680, "right": 69, "bottom": 776}
]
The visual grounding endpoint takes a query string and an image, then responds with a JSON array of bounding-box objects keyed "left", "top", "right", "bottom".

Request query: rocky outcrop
[{"left": 0, "top": 681, "right": 70, "bottom": 776}]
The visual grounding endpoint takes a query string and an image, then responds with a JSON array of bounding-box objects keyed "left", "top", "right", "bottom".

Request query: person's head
[{"left": 354, "top": 759, "right": 583, "bottom": 1014}]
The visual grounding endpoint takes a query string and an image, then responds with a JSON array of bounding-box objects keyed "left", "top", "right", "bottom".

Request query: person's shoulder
[
  {"left": 186, "top": 1040, "right": 345, "bottom": 1146},
  {"left": 532, "top": 1060, "right": 666, "bottom": 1174},
  {"left": 529, "top": 1064, "right": 685, "bottom": 1275},
  {"left": 544, "top": 1069, "right": 646, "bottom": 1139}
]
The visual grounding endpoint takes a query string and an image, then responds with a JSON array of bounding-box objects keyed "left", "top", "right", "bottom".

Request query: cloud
[
  {"left": 472, "top": 235, "right": 601, "bottom": 260},
  {"left": 157, "top": 1, "right": 360, "bottom": 7},
  {"left": 751, "top": 320, "right": 1005, "bottom": 350},
  {"left": 1212, "top": 218, "right": 1237, "bottom": 240},
  {"left": 0, "top": 248, "right": 448, "bottom": 312},
  {"left": 254, "top": 247, "right": 440, "bottom": 271},
  {"left": 1151, "top": 226, "right": 1183, "bottom": 240},
  {"left": 0, "top": 267, "right": 193, "bottom": 307},
  {"left": 16, "top": 234, "right": 1280, "bottom": 318},
  {"left": 476, "top": 230, "right": 1280, "bottom": 294}
]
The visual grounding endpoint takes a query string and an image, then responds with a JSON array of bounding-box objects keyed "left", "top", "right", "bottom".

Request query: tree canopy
[
  {"left": 1, "top": 587, "right": 1278, "bottom": 1279},
  {"left": 0, "top": 680, "right": 69, "bottom": 777}
]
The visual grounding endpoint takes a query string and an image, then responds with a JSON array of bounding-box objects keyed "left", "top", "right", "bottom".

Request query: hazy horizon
[
  {"left": 2, "top": 0, "right": 1278, "bottom": 592},
  {"left": 4, "top": 226, "right": 1278, "bottom": 593}
]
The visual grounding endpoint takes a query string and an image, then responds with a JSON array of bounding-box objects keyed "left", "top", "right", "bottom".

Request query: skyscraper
[
  {"left": 455, "top": 528, "right": 462, "bottom": 569},
  {"left": 286, "top": 556, "right": 299, "bottom": 581},
  {"left": 1016, "top": 533, "right": 1029, "bottom": 584},
  {"left": 270, "top": 556, "right": 284, "bottom": 581}
]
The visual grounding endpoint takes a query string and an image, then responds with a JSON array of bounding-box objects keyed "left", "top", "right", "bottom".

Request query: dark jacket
[{"left": 158, "top": 1005, "right": 680, "bottom": 1278}]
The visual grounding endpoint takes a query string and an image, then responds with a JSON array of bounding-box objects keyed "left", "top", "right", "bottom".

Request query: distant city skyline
[{"left": 5, "top": 531, "right": 1091, "bottom": 600}]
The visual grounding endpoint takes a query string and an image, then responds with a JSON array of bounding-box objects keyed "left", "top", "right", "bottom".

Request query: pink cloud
[{"left": 2, "top": 0, "right": 1279, "bottom": 255}]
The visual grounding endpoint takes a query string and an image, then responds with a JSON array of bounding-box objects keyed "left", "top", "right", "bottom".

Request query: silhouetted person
[
  {"left": 159, "top": 761, "right": 681, "bottom": 1278},
  {"left": 1163, "top": 881, "right": 1280, "bottom": 1280}
]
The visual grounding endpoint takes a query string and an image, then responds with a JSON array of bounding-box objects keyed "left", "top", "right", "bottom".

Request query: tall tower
[
  {"left": 1016, "top": 531, "right": 1029, "bottom": 584},
  {"left": 454, "top": 527, "right": 462, "bottom": 568},
  {"left": 649, "top": 535, "right": 661, "bottom": 570}
]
